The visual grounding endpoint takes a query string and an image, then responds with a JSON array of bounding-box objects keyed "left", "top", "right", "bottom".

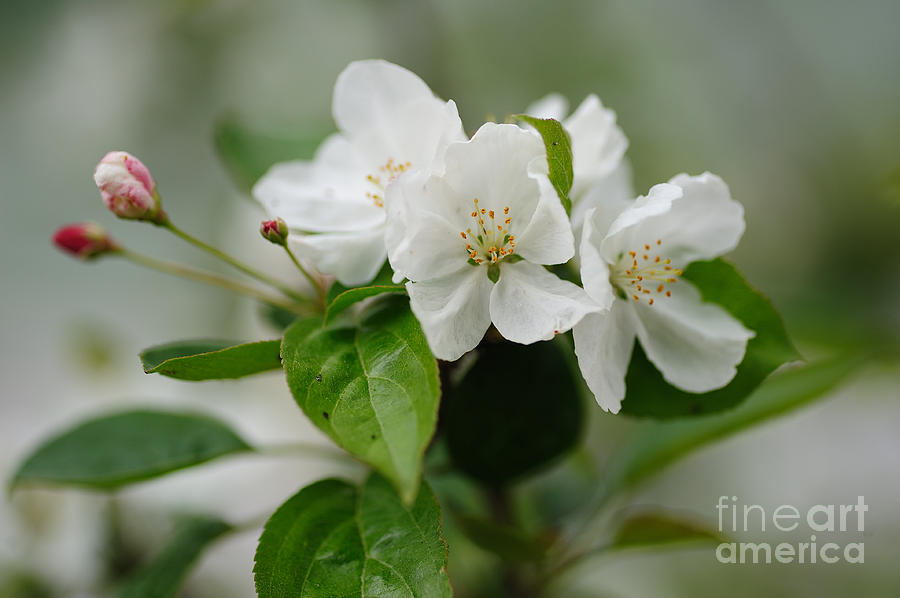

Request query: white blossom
[
  {"left": 385, "top": 123, "right": 599, "bottom": 361},
  {"left": 574, "top": 172, "right": 755, "bottom": 412},
  {"left": 253, "top": 60, "right": 465, "bottom": 285}
]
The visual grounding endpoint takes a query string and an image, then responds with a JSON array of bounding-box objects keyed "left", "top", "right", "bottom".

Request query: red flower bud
[
  {"left": 52, "top": 223, "right": 117, "bottom": 259},
  {"left": 260, "top": 218, "right": 289, "bottom": 246}
]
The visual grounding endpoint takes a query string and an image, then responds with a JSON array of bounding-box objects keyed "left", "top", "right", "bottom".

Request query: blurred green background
[{"left": 1, "top": 1, "right": 898, "bottom": 596}]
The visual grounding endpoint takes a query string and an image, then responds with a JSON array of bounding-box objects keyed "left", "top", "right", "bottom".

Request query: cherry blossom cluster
[
  {"left": 252, "top": 60, "right": 753, "bottom": 413},
  {"left": 57, "top": 60, "right": 752, "bottom": 414}
]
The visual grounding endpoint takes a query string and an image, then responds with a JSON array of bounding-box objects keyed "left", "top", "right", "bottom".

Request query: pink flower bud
[
  {"left": 52, "top": 223, "right": 117, "bottom": 259},
  {"left": 260, "top": 218, "right": 289, "bottom": 245},
  {"left": 93, "top": 151, "right": 161, "bottom": 221}
]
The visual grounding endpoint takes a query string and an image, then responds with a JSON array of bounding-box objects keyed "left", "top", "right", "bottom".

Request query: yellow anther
[
  {"left": 615, "top": 239, "right": 682, "bottom": 306},
  {"left": 461, "top": 198, "right": 516, "bottom": 267}
]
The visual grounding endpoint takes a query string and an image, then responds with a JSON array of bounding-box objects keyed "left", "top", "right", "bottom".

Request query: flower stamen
[
  {"left": 365, "top": 158, "right": 412, "bottom": 207},
  {"left": 460, "top": 198, "right": 516, "bottom": 266},
  {"left": 613, "top": 239, "right": 681, "bottom": 306}
]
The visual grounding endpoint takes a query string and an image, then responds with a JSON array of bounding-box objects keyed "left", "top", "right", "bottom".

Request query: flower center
[
  {"left": 612, "top": 239, "right": 681, "bottom": 306},
  {"left": 365, "top": 158, "right": 411, "bottom": 207},
  {"left": 459, "top": 198, "right": 516, "bottom": 266}
]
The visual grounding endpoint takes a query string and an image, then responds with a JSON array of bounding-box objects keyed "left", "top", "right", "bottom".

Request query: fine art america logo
[{"left": 715, "top": 496, "right": 867, "bottom": 564}]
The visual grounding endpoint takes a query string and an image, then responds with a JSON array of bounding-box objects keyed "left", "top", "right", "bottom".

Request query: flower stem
[
  {"left": 283, "top": 244, "right": 326, "bottom": 308},
  {"left": 159, "top": 219, "right": 308, "bottom": 303},
  {"left": 116, "top": 248, "right": 310, "bottom": 314}
]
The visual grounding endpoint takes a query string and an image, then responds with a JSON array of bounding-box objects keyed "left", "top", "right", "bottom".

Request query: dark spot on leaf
[
  {"left": 552, "top": 141, "right": 559, "bottom": 146},
  {"left": 322, "top": 411, "right": 329, "bottom": 420},
  {"left": 315, "top": 373, "right": 322, "bottom": 382},
  {"left": 370, "top": 434, "right": 376, "bottom": 440}
]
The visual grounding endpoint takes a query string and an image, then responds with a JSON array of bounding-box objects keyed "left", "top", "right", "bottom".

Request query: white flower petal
[
  {"left": 630, "top": 279, "right": 754, "bottom": 393},
  {"left": 571, "top": 160, "right": 635, "bottom": 235},
  {"left": 514, "top": 174, "right": 575, "bottom": 265},
  {"left": 600, "top": 182, "right": 683, "bottom": 262},
  {"left": 564, "top": 95, "right": 628, "bottom": 199},
  {"left": 333, "top": 59, "right": 433, "bottom": 139},
  {"left": 524, "top": 93, "right": 569, "bottom": 120},
  {"left": 490, "top": 261, "right": 600, "bottom": 344},
  {"left": 573, "top": 303, "right": 636, "bottom": 413},
  {"left": 406, "top": 267, "right": 493, "bottom": 361},
  {"left": 603, "top": 173, "right": 745, "bottom": 265},
  {"left": 442, "top": 123, "right": 546, "bottom": 227},
  {"left": 384, "top": 171, "right": 466, "bottom": 282},
  {"left": 578, "top": 208, "right": 616, "bottom": 310},
  {"left": 313, "top": 132, "right": 369, "bottom": 180},
  {"left": 332, "top": 60, "right": 464, "bottom": 169},
  {"left": 289, "top": 227, "right": 386, "bottom": 286},
  {"left": 252, "top": 135, "right": 383, "bottom": 233}
]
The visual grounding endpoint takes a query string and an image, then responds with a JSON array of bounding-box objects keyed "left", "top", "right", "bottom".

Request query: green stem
[
  {"left": 485, "top": 487, "right": 543, "bottom": 598},
  {"left": 283, "top": 244, "right": 326, "bottom": 308},
  {"left": 117, "top": 248, "right": 309, "bottom": 314},
  {"left": 160, "top": 219, "right": 308, "bottom": 303}
]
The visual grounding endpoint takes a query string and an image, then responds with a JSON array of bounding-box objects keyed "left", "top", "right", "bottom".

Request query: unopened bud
[
  {"left": 260, "top": 218, "right": 289, "bottom": 246},
  {"left": 52, "top": 223, "right": 117, "bottom": 259},
  {"left": 93, "top": 151, "right": 163, "bottom": 222}
]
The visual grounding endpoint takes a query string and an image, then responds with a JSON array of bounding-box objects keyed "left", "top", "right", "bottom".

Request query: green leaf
[
  {"left": 598, "top": 357, "right": 860, "bottom": 507},
  {"left": 254, "top": 474, "right": 451, "bottom": 598},
  {"left": 140, "top": 339, "right": 282, "bottom": 381},
  {"left": 454, "top": 514, "right": 550, "bottom": 563},
  {"left": 445, "top": 340, "right": 583, "bottom": 485},
  {"left": 325, "top": 261, "right": 398, "bottom": 305},
  {"left": 324, "top": 284, "right": 406, "bottom": 325},
  {"left": 117, "top": 515, "right": 231, "bottom": 598},
  {"left": 281, "top": 295, "right": 440, "bottom": 504},
  {"left": 621, "top": 259, "right": 801, "bottom": 417},
  {"left": 213, "top": 114, "right": 325, "bottom": 192},
  {"left": 12, "top": 410, "right": 251, "bottom": 489},
  {"left": 515, "top": 115, "right": 573, "bottom": 215},
  {"left": 610, "top": 511, "right": 722, "bottom": 550}
]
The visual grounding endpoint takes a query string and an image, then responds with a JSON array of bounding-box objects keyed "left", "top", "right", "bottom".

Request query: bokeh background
[{"left": 1, "top": 0, "right": 899, "bottom": 596}]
